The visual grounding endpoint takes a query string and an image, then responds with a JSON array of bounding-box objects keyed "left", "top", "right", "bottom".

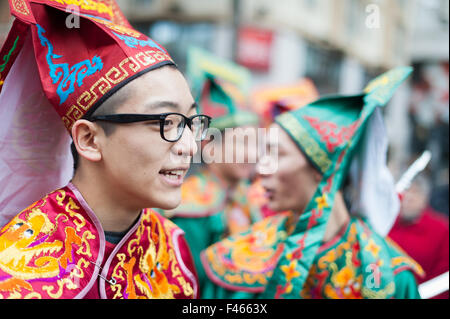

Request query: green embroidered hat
[
  {"left": 187, "top": 47, "right": 259, "bottom": 130},
  {"left": 275, "top": 67, "right": 413, "bottom": 178},
  {"left": 260, "top": 67, "right": 413, "bottom": 298}
]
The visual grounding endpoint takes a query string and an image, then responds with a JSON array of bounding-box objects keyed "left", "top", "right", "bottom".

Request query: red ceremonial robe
[
  {"left": 0, "top": 183, "right": 198, "bottom": 299},
  {"left": 389, "top": 207, "right": 449, "bottom": 299}
]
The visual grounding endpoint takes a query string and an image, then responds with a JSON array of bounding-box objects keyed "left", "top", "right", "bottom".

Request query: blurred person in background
[
  {"left": 429, "top": 168, "right": 449, "bottom": 217},
  {"left": 389, "top": 174, "right": 449, "bottom": 299},
  {"left": 247, "top": 79, "right": 319, "bottom": 219},
  {"left": 162, "top": 48, "right": 263, "bottom": 297},
  {"left": 200, "top": 67, "right": 424, "bottom": 299}
]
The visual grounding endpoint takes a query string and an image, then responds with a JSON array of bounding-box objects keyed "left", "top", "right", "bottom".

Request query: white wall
[{"left": 339, "top": 56, "right": 366, "bottom": 95}]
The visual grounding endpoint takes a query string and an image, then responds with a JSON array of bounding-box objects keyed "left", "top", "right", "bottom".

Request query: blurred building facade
[
  {"left": 117, "top": 0, "right": 449, "bottom": 183},
  {"left": 0, "top": 0, "right": 13, "bottom": 44}
]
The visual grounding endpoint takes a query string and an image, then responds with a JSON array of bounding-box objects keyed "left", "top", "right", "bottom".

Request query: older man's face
[
  {"left": 257, "top": 124, "right": 321, "bottom": 214},
  {"left": 98, "top": 66, "right": 198, "bottom": 210}
]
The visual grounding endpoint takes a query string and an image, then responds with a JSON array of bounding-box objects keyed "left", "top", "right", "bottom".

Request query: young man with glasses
[{"left": 0, "top": 1, "right": 209, "bottom": 299}]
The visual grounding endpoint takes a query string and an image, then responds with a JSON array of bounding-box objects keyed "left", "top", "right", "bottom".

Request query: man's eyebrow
[
  {"left": 144, "top": 101, "right": 180, "bottom": 111},
  {"left": 144, "top": 101, "right": 198, "bottom": 112}
]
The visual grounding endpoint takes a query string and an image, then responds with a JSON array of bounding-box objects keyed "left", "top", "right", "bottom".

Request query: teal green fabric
[
  {"left": 260, "top": 67, "right": 414, "bottom": 298},
  {"left": 202, "top": 282, "right": 256, "bottom": 299},
  {"left": 393, "top": 270, "right": 421, "bottom": 299},
  {"left": 199, "top": 74, "right": 259, "bottom": 130},
  {"left": 161, "top": 169, "right": 262, "bottom": 297},
  {"left": 200, "top": 67, "right": 419, "bottom": 299},
  {"left": 187, "top": 46, "right": 251, "bottom": 101},
  {"left": 186, "top": 46, "right": 259, "bottom": 130},
  {"left": 172, "top": 211, "right": 226, "bottom": 297},
  {"left": 201, "top": 217, "right": 422, "bottom": 299}
]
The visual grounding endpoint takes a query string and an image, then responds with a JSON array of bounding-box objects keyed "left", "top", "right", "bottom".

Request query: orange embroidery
[
  {"left": 110, "top": 211, "right": 192, "bottom": 299},
  {"left": 123, "top": 257, "right": 137, "bottom": 299},
  {"left": 0, "top": 187, "right": 95, "bottom": 299},
  {"left": 0, "top": 277, "right": 32, "bottom": 293},
  {"left": 59, "top": 227, "right": 82, "bottom": 269}
]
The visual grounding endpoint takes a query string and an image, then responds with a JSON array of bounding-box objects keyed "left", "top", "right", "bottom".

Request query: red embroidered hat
[{"left": 0, "top": 0, "right": 175, "bottom": 131}]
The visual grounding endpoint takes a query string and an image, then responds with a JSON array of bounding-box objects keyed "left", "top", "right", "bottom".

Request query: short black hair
[{"left": 70, "top": 77, "right": 134, "bottom": 172}]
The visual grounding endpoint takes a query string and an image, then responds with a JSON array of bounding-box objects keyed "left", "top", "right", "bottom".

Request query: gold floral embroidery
[
  {"left": 362, "top": 282, "right": 395, "bottom": 299},
  {"left": 55, "top": 190, "right": 86, "bottom": 232},
  {"left": 11, "top": 0, "right": 30, "bottom": 16},
  {"left": 365, "top": 239, "right": 381, "bottom": 258},
  {"left": 48, "top": 0, "right": 114, "bottom": 19},
  {"left": 364, "top": 68, "right": 410, "bottom": 105},
  {"left": 176, "top": 276, "right": 194, "bottom": 296},
  {"left": 42, "top": 277, "right": 78, "bottom": 299},
  {"left": 301, "top": 223, "right": 363, "bottom": 299},
  {"left": 164, "top": 219, "right": 194, "bottom": 297},
  {"left": 76, "top": 231, "right": 96, "bottom": 257},
  {"left": 204, "top": 214, "right": 289, "bottom": 289},
  {"left": 65, "top": 198, "right": 86, "bottom": 232},
  {"left": 315, "top": 194, "right": 329, "bottom": 210},
  {"left": 111, "top": 253, "right": 126, "bottom": 282},
  {"left": 111, "top": 211, "right": 193, "bottom": 299},
  {"left": 169, "top": 250, "right": 182, "bottom": 277},
  {"left": 23, "top": 292, "right": 42, "bottom": 299},
  {"left": 281, "top": 260, "right": 301, "bottom": 282},
  {"left": 86, "top": 16, "right": 141, "bottom": 37}
]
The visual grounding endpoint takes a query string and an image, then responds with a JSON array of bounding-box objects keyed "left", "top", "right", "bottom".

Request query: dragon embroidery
[
  {"left": 0, "top": 207, "right": 82, "bottom": 296},
  {"left": 110, "top": 211, "right": 193, "bottom": 299}
]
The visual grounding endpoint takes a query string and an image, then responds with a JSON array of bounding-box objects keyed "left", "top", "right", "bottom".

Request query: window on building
[{"left": 304, "top": 42, "right": 343, "bottom": 95}]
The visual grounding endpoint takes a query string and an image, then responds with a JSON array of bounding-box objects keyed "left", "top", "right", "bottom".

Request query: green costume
[
  {"left": 164, "top": 169, "right": 262, "bottom": 296},
  {"left": 200, "top": 67, "right": 424, "bottom": 299},
  {"left": 162, "top": 47, "right": 261, "bottom": 296},
  {"left": 201, "top": 214, "right": 423, "bottom": 299}
]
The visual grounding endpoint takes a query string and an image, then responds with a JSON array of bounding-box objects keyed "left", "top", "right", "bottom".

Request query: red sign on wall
[{"left": 237, "top": 26, "right": 273, "bottom": 72}]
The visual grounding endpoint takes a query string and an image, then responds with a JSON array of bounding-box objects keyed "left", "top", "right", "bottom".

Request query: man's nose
[{"left": 172, "top": 124, "right": 198, "bottom": 157}]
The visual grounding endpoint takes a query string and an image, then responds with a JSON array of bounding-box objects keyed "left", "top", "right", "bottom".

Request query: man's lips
[{"left": 158, "top": 167, "right": 189, "bottom": 187}]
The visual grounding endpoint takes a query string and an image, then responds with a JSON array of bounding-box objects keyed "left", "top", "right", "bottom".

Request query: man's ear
[{"left": 71, "top": 119, "right": 102, "bottom": 164}]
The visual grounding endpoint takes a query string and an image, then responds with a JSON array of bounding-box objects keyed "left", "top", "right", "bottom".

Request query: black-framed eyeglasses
[{"left": 89, "top": 112, "right": 211, "bottom": 142}]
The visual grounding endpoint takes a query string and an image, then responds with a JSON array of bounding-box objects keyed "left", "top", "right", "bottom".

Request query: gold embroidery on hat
[
  {"left": 63, "top": 105, "right": 84, "bottom": 126},
  {"left": 63, "top": 51, "right": 172, "bottom": 130},
  {"left": 277, "top": 113, "right": 332, "bottom": 173},
  {"left": 11, "top": 0, "right": 30, "bottom": 15},
  {"left": 49, "top": 0, "right": 114, "bottom": 19},
  {"left": 135, "top": 52, "right": 155, "bottom": 66},
  {"left": 120, "top": 56, "right": 141, "bottom": 73},
  {"left": 88, "top": 16, "right": 141, "bottom": 37}
]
